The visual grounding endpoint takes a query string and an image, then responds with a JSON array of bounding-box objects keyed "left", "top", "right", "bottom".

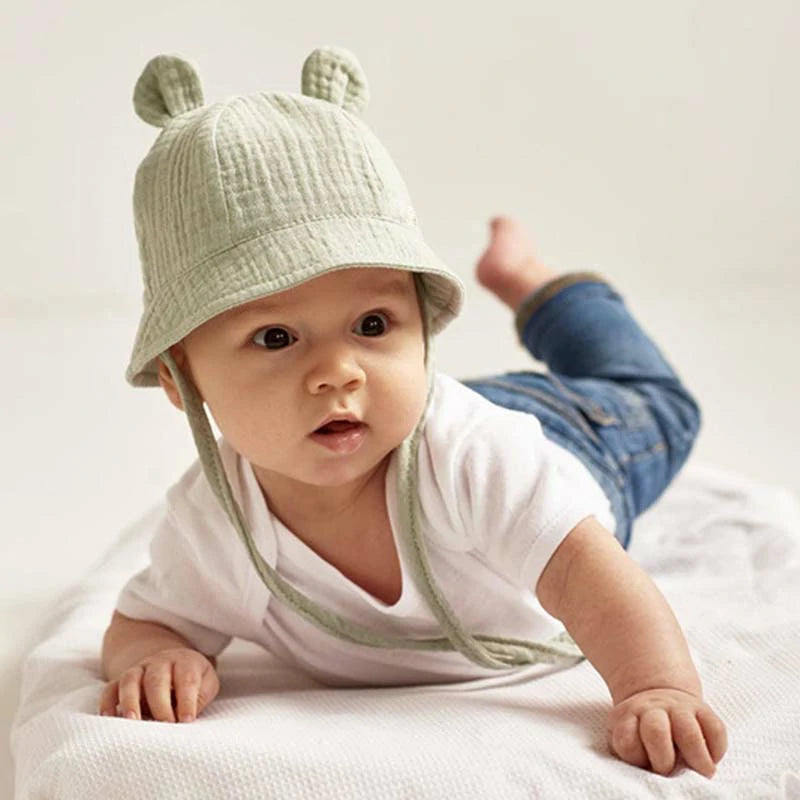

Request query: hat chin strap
[{"left": 159, "top": 291, "right": 583, "bottom": 669}]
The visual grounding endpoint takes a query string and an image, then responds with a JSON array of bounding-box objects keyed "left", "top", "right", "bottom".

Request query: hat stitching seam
[
  {"left": 341, "top": 111, "right": 386, "bottom": 200},
  {"left": 211, "top": 98, "right": 234, "bottom": 254},
  {"left": 144, "top": 213, "right": 421, "bottom": 295}
]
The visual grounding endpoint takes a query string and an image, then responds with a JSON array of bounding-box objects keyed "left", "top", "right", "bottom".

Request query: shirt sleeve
[
  {"left": 115, "top": 500, "right": 237, "bottom": 657},
  {"left": 455, "top": 408, "right": 610, "bottom": 594}
]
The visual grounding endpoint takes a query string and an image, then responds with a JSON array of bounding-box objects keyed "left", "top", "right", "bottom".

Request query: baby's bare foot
[{"left": 476, "top": 216, "right": 562, "bottom": 312}]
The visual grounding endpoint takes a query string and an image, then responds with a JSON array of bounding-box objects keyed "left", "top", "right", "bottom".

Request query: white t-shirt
[{"left": 116, "top": 371, "right": 616, "bottom": 688}]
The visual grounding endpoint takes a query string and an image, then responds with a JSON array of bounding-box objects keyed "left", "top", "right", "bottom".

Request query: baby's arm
[
  {"left": 536, "top": 515, "right": 728, "bottom": 778},
  {"left": 99, "top": 610, "right": 219, "bottom": 723}
]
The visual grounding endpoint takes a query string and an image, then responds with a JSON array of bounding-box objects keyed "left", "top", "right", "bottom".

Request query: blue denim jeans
[{"left": 459, "top": 272, "right": 702, "bottom": 549}]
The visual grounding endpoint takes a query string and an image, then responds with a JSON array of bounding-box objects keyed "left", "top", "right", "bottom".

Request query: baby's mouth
[
  {"left": 314, "top": 420, "right": 365, "bottom": 435},
  {"left": 309, "top": 419, "right": 368, "bottom": 453}
]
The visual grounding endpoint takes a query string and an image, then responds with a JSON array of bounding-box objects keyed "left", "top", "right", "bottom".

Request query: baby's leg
[{"left": 465, "top": 217, "right": 702, "bottom": 547}]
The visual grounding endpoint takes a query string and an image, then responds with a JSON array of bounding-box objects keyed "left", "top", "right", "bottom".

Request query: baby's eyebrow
[{"left": 227, "top": 276, "right": 412, "bottom": 320}]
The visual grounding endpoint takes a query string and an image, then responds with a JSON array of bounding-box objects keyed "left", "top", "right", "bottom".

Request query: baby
[{"left": 99, "top": 45, "right": 728, "bottom": 780}]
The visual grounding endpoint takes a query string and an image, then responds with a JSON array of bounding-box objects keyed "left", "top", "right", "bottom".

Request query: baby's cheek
[
  {"left": 204, "top": 397, "right": 266, "bottom": 455},
  {"left": 393, "top": 360, "right": 428, "bottom": 427}
]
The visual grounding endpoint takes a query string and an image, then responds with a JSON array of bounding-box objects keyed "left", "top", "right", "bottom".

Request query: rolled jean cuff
[{"left": 514, "top": 270, "right": 612, "bottom": 344}]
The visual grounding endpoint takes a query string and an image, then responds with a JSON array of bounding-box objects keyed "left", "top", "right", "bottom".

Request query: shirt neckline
[{"left": 262, "top": 449, "right": 411, "bottom": 610}]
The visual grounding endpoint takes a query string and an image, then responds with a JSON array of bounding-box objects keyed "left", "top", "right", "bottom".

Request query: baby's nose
[{"left": 306, "top": 347, "right": 366, "bottom": 392}]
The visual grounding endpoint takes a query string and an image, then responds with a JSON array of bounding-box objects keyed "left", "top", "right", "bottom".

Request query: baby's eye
[
  {"left": 252, "top": 327, "right": 296, "bottom": 350},
  {"left": 355, "top": 311, "right": 390, "bottom": 337}
]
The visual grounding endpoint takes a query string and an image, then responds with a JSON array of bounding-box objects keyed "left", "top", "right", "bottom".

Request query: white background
[{"left": 2, "top": 2, "right": 799, "bottom": 796}]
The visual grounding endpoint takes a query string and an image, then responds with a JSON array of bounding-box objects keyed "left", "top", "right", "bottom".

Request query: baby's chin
[{"left": 249, "top": 448, "right": 392, "bottom": 493}]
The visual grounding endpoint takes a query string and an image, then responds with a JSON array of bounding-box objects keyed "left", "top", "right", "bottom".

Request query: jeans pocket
[{"left": 542, "top": 372, "right": 622, "bottom": 426}]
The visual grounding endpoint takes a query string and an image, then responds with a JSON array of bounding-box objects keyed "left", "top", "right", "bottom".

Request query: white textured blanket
[{"left": 10, "top": 460, "right": 800, "bottom": 799}]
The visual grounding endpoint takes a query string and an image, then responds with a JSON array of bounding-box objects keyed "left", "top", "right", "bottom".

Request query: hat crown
[{"left": 132, "top": 51, "right": 414, "bottom": 298}]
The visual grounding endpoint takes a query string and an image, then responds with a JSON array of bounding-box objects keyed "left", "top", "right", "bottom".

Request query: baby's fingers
[
  {"left": 173, "top": 660, "right": 218, "bottom": 723},
  {"left": 697, "top": 706, "right": 729, "bottom": 766},
  {"left": 98, "top": 680, "right": 120, "bottom": 717},
  {"left": 117, "top": 667, "right": 145, "bottom": 720},
  {"left": 638, "top": 708, "right": 676, "bottom": 776},
  {"left": 609, "top": 713, "right": 649, "bottom": 769},
  {"left": 142, "top": 662, "right": 176, "bottom": 722},
  {"left": 671, "top": 710, "right": 716, "bottom": 778}
]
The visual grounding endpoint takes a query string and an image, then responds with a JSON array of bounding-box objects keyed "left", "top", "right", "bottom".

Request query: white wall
[{"left": 3, "top": 2, "right": 799, "bottom": 796}]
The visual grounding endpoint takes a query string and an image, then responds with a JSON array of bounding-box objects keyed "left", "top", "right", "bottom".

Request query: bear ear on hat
[
  {"left": 301, "top": 45, "right": 369, "bottom": 115},
  {"left": 133, "top": 54, "right": 205, "bottom": 128}
]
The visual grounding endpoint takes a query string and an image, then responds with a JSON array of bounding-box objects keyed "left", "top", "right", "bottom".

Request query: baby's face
[{"left": 163, "top": 267, "right": 428, "bottom": 496}]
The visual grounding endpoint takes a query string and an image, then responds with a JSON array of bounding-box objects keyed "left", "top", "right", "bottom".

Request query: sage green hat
[
  {"left": 127, "top": 45, "right": 583, "bottom": 671},
  {"left": 127, "top": 45, "right": 463, "bottom": 387}
]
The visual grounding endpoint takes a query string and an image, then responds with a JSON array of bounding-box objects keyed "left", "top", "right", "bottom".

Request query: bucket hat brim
[{"left": 127, "top": 215, "right": 464, "bottom": 387}]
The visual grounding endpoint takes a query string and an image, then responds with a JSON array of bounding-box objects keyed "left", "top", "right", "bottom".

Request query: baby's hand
[
  {"left": 606, "top": 688, "right": 728, "bottom": 778},
  {"left": 98, "top": 647, "right": 219, "bottom": 723}
]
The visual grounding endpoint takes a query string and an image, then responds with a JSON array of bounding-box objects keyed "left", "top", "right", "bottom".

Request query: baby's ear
[{"left": 157, "top": 345, "right": 188, "bottom": 412}]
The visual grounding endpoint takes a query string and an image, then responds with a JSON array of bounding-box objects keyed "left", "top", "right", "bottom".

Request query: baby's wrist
[{"left": 611, "top": 671, "right": 703, "bottom": 706}]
